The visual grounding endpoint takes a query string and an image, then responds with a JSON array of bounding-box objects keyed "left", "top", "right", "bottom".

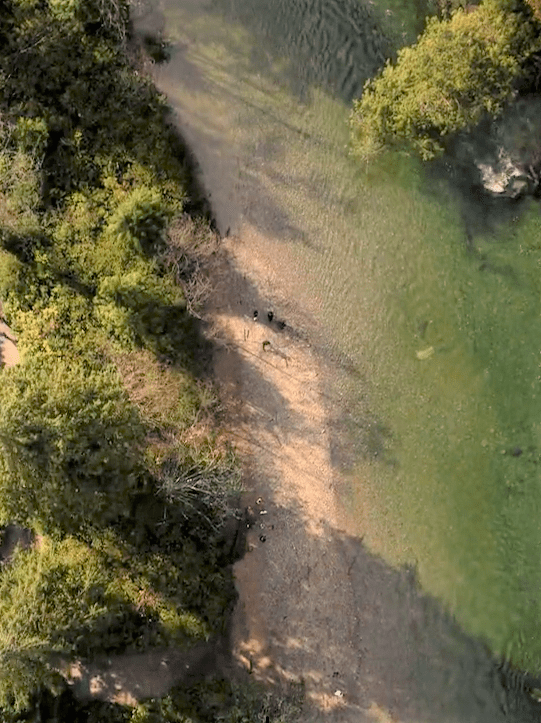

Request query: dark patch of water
[
  {"left": 421, "top": 151, "right": 524, "bottom": 248},
  {"left": 421, "top": 97, "right": 541, "bottom": 246}
]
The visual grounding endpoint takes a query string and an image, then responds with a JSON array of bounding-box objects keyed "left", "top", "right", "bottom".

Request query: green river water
[{"left": 135, "top": 0, "right": 541, "bottom": 703}]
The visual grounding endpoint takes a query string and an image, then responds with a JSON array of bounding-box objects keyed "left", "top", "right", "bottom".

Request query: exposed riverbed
[{"left": 133, "top": 0, "right": 541, "bottom": 718}]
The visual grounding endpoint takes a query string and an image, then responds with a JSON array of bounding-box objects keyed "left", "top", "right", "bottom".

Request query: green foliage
[
  {"left": 48, "top": 0, "right": 83, "bottom": 22},
  {"left": 111, "top": 492, "right": 238, "bottom": 634},
  {"left": 155, "top": 442, "right": 242, "bottom": 532},
  {"left": 12, "top": 117, "right": 49, "bottom": 158},
  {"left": 113, "top": 349, "right": 217, "bottom": 434},
  {"left": 0, "top": 243, "right": 101, "bottom": 358},
  {"left": 0, "top": 250, "right": 24, "bottom": 300},
  {"left": 0, "top": 248, "right": 58, "bottom": 319},
  {"left": 0, "top": 0, "right": 187, "bottom": 208},
  {"left": 0, "top": 149, "right": 41, "bottom": 237},
  {"left": 350, "top": 0, "right": 541, "bottom": 160},
  {"left": 0, "top": 1, "right": 242, "bottom": 717},
  {"left": 0, "top": 534, "right": 212, "bottom": 712},
  {"left": 94, "top": 262, "right": 194, "bottom": 359},
  {"left": 106, "top": 185, "right": 172, "bottom": 257},
  {"left": 0, "top": 355, "right": 145, "bottom": 536},
  {"left": 13, "top": 288, "right": 98, "bottom": 357}
]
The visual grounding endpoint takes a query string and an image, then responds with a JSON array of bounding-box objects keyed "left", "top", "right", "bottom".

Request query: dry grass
[
  {"left": 112, "top": 348, "right": 218, "bottom": 434},
  {"left": 163, "top": 214, "right": 222, "bottom": 319}
]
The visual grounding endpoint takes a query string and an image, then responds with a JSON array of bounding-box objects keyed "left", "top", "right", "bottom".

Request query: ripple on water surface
[{"left": 138, "top": 0, "right": 541, "bottom": 708}]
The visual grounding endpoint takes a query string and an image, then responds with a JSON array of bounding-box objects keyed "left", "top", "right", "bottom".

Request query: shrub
[
  {"left": 0, "top": 149, "right": 41, "bottom": 238},
  {"left": 94, "top": 262, "right": 193, "bottom": 359},
  {"left": 13, "top": 287, "right": 97, "bottom": 357},
  {"left": 0, "top": 355, "right": 145, "bottom": 536},
  {"left": 350, "top": 0, "right": 541, "bottom": 160},
  {"left": 155, "top": 442, "right": 242, "bottom": 532},
  {"left": 105, "top": 185, "right": 172, "bottom": 258},
  {"left": 12, "top": 116, "right": 48, "bottom": 158},
  {"left": 0, "top": 248, "right": 57, "bottom": 315}
]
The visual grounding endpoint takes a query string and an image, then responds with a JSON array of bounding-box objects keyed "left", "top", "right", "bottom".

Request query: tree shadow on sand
[
  {"left": 192, "top": 242, "right": 541, "bottom": 723},
  {"left": 231, "top": 498, "right": 541, "bottom": 723}
]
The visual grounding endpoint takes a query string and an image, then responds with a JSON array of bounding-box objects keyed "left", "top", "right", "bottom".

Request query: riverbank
[
  {"left": 203, "top": 223, "right": 365, "bottom": 719},
  {"left": 131, "top": 1, "right": 541, "bottom": 718},
  {"left": 200, "top": 222, "right": 539, "bottom": 722}
]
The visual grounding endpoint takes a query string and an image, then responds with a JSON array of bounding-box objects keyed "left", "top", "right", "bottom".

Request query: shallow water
[{"left": 134, "top": 0, "right": 541, "bottom": 710}]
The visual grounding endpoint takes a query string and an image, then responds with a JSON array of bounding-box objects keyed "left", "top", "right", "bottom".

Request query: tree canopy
[
  {"left": 0, "top": 355, "right": 145, "bottom": 536},
  {"left": 0, "top": 533, "right": 210, "bottom": 713},
  {"left": 349, "top": 0, "right": 541, "bottom": 160}
]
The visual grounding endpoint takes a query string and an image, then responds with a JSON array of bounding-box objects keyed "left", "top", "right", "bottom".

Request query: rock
[{"left": 476, "top": 147, "right": 533, "bottom": 198}]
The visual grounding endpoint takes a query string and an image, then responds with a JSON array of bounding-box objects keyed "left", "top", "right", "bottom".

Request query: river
[{"left": 133, "top": 0, "right": 541, "bottom": 718}]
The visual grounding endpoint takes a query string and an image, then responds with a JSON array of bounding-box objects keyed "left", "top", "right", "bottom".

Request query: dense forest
[{"left": 0, "top": 0, "right": 302, "bottom": 720}]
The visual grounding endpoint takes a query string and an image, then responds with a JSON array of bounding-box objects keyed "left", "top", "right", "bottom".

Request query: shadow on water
[
  {"left": 197, "top": 249, "right": 541, "bottom": 722},
  {"left": 232, "top": 471, "right": 541, "bottom": 723},
  {"left": 422, "top": 153, "right": 527, "bottom": 249},
  {"left": 208, "top": 0, "right": 394, "bottom": 104},
  {"left": 420, "top": 107, "right": 541, "bottom": 247},
  {"left": 329, "top": 523, "right": 541, "bottom": 722}
]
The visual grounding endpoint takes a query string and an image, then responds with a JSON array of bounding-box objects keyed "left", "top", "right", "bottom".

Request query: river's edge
[
  {"left": 125, "top": 9, "right": 541, "bottom": 720},
  {"left": 201, "top": 224, "right": 368, "bottom": 721}
]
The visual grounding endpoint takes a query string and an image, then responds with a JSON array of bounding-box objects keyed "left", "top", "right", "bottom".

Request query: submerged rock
[
  {"left": 476, "top": 147, "right": 533, "bottom": 198},
  {"left": 474, "top": 96, "right": 541, "bottom": 199}
]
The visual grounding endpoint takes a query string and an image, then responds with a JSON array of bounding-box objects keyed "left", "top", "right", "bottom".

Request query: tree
[
  {"left": 349, "top": 0, "right": 541, "bottom": 160},
  {"left": 0, "top": 534, "right": 210, "bottom": 713},
  {"left": 0, "top": 355, "right": 145, "bottom": 536}
]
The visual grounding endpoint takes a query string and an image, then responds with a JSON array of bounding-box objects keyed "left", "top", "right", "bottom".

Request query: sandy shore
[
  {"left": 206, "top": 223, "right": 523, "bottom": 723},
  {"left": 206, "top": 224, "right": 373, "bottom": 721}
]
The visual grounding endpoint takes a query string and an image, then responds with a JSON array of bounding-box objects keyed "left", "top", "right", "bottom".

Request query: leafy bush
[
  {"left": 111, "top": 491, "right": 238, "bottom": 634},
  {"left": 350, "top": 0, "right": 541, "bottom": 160},
  {"left": 12, "top": 289, "right": 97, "bottom": 357},
  {"left": 155, "top": 442, "right": 241, "bottom": 532},
  {"left": 0, "top": 534, "right": 211, "bottom": 712},
  {"left": 0, "top": 355, "right": 145, "bottom": 536},
  {"left": 0, "top": 0, "right": 186, "bottom": 205},
  {"left": 94, "top": 262, "right": 195, "bottom": 359},
  {"left": 106, "top": 185, "right": 172, "bottom": 258},
  {"left": 0, "top": 149, "right": 41, "bottom": 239},
  {"left": 113, "top": 349, "right": 218, "bottom": 436},
  {"left": 12, "top": 116, "right": 49, "bottom": 158}
]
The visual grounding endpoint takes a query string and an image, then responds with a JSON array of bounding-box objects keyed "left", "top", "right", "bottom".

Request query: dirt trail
[
  {"left": 0, "top": 318, "right": 20, "bottom": 368},
  {"left": 55, "top": 641, "right": 229, "bottom": 707}
]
